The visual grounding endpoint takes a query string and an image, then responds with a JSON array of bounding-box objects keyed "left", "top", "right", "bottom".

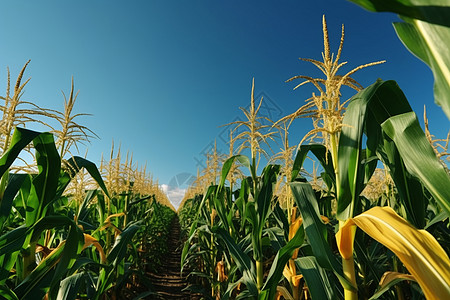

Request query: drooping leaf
[
  {"left": 381, "top": 112, "right": 450, "bottom": 218},
  {"left": 0, "top": 174, "right": 28, "bottom": 230},
  {"left": 349, "top": 0, "right": 450, "bottom": 120},
  {"left": 0, "top": 128, "right": 40, "bottom": 178},
  {"left": 369, "top": 271, "right": 416, "bottom": 300},
  {"left": 26, "top": 132, "right": 60, "bottom": 225},
  {"left": 337, "top": 206, "right": 450, "bottom": 299},
  {"left": 291, "top": 144, "right": 334, "bottom": 183},
  {"left": 61, "top": 156, "right": 109, "bottom": 198}
]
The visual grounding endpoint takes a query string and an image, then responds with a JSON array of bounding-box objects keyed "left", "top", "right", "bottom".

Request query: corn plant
[{"left": 288, "top": 72, "right": 450, "bottom": 299}]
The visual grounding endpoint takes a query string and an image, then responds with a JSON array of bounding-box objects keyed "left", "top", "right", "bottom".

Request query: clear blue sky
[{"left": 0, "top": 1, "right": 448, "bottom": 206}]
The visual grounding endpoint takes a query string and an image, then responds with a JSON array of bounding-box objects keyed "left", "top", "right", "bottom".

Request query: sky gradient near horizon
[{"left": 0, "top": 1, "right": 448, "bottom": 208}]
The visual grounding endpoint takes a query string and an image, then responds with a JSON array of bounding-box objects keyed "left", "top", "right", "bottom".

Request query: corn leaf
[
  {"left": 214, "top": 227, "right": 258, "bottom": 297},
  {"left": 14, "top": 244, "right": 65, "bottom": 300},
  {"left": 349, "top": 0, "right": 450, "bottom": 120},
  {"left": 0, "top": 174, "right": 28, "bottom": 231},
  {"left": 336, "top": 79, "right": 413, "bottom": 220},
  {"left": 61, "top": 156, "right": 110, "bottom": 198},
  {"left": 107, "top": 221, "right": 142, "bottom": 265},
  {"left": 0, "top": 226, "right": 27, "bottom": 284},
  {"left": 369, "top": 271, "right": 416, "bottom": 300},
  {"left": 26, "top": 132, "right": 60, "bottom": 225},
  {"left": 337, "top": 206, "right": 450, "bottom": 299},
  {"left": 48, "top": 222, "right": 84, "bottom": 299},
  {"left": 56, "top": 273, "right": 85, "bottom": 300},
  {"left": 290, "top": 182, "right": 355, "bottom": 291},
  {"left": 0, "top": 225, "right": 28, "bottom": 256},
  {"left": 348, "top": 0, "right": 450, "bottom": 26},
  {"left": 339, "top": 79, "right": 441, "bottom": 226},
  {"left": 376, "top": 135, "right": 426, "bottom": 228},
  {"left": 0, "top": 128, "right": 40, "bottom": 178},
  {"left": 295, "top": 256, "right": 334, "bottom": 300},
  {"left": 0, "top": 285, "right": 19, "bottom": 300},
  {"left": 219, "top": 155, "right": 249, "bottom": 188},
  {"left": 394, "top": 17, "right": 450, "bottom": 120},
  {"left": 291, "top": 144, "right": 334, "bottom": 183},
  {"left": 260, "top": 224, "right": 304, "bottom": 300},
  {"left": 255, "top": 164, "right": 279, "bottom": 234},
  {"left": 381, "top": 112, "right": 450, "bottom": 217},
  {"left": 337, "top": 90, "right": 371, "bottom": 219}
]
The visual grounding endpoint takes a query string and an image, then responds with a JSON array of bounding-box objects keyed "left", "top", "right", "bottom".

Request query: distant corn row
[
  {"left": 0, "top": 62, "right": 174, "bottom": 299},
  {"left": 178, "top": 16, "right": 450, "bottom": 300}
]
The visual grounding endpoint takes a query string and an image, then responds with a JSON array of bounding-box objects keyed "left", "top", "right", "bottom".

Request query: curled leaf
[{"left": 337, "top": 206, "right": 450, "bottom": 299}]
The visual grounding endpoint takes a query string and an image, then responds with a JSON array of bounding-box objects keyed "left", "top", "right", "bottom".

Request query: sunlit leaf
[
  {"left": 349, "top": 0, "right": 450, "bottom": 120},
  {"left": 337, "top": 206, "right": 450, "bottom": 299}
]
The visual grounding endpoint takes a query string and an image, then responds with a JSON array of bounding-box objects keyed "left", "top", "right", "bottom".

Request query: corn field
[{"left": 1, "top": 2, "right": 450, "bottom": 300}]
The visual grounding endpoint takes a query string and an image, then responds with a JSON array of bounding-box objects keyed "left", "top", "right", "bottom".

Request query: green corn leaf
[
  {"left": 77, "top": 190, "right": 98, "bottom": 221},
  {"left": 0, "top": 225, "right": 27, "bottom": 284},
  {"left": 219, "top": 155, "right": 249, "bottom": 188},
  {"left": 295, "top": 256, "right": 335, "bottom": 300},
  {"left": 107, "top": 221, "right": 142, "bottom": 264},
  {"left": 348, "top": 0, "right": 450, "bottom": 26},
  {"left": 61, "top": 156, "right": 109, "bottom": 198},
  {"left": 0, "top": 173, "right": 28, "bottom": 230},
  {"left": 13, "top": 216, "right": 84, "bottom": 299},
  {"left": 291, "top": 144, "right": 334, "bottom": 183},
  {"left": 376, "top": 135, "right": 426, "bottom": 228},
  {"left": 30, "top": 215, "right": 77, "bottom": 242},
  {"left": 48, "top": 222, "right": 84, "bottom": 299},
  {"left": 25, "top": 132, "right": 60, "bottom": 225},
  {"left": 260, "top": 221, "right": 305, "bottom": 300},
  {"left": 336, "top": 79, "right": 411, "bottom": 220},
  {"left": 349, "top": 0, "right": 450, "bottom": 120},
  {"left": 0, "top": 128, "right": 40, "bottom": 178},
  {"left": 337, "top": 89, "right": 370, "bottom": 220},
  {"left": 394, "top": 17, "right": 450, "bottom": 120},
  {"left": 181, "top": 219, "right": 199, "bottom": 272},
  {"left": 382, "top": 112, "right": 450, "bottom": 217},
  {"left": 0, "top": 225, "right": 27, "bottom": 256},
  {"left": 214, "top": 227, "right": 258, "bottom": 296},
  {"left": 14, "top": 244, "right": 65, "bottom": 300},
  {"left": 272, "top": 202, "right": 289, "bottom": 240},
  {"left": 338, "top": 79, "right": 432, "bottom": 227},
  {"left": 290, "top": 182, "right": 355, "bottom": 291},
  {"left": 0, "top": 285, "right": 19, "bottom": 300},
  {"left": 256, "top": 164, "right": 279, "bottom": 222}
]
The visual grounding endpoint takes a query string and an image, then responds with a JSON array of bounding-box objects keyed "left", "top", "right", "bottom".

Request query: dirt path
[{"left": 146, "top": 215, "right": 191, "bottom": 299}]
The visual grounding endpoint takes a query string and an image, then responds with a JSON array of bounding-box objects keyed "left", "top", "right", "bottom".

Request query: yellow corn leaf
[
  {"left": 99, "top": 222, "right": 122, "bottom": 237},
  {"left": 289, "top": 217, "right": 303, "bottom": 241},
  {"left": 35, "top": 243, "right": 54, "bottom": 258},
  {"left": 283, "top": 264, "right": 293, "bottom": 280},
  {"left": 276, "top": 286, "right": 294, "bottom": 300},
  {"left": 335, "top": 221, "right": 357, "bottom": 260},
  {"left": 379, "top": 271, "right": 416, "bottom": 288},
  {"left": 337, "top": 206, "right": 450, "bottom": 299},
  {"left": 292, "top": 274, "right": 303, "bottom": 287},
  {"left": 83, "top": 234, "right": 107, "bottom": 263},
  {"left": 104, "top": 212, "right": 125, "bottom": 223}
]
